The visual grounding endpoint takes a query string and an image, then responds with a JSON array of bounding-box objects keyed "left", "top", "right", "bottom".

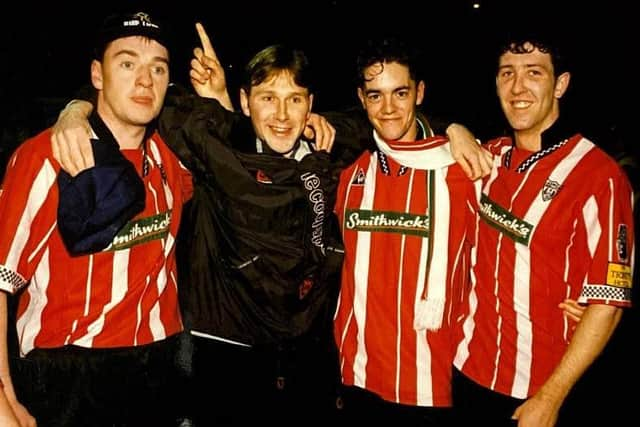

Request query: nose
[
  {"left": 136, "top": 66, "right": 153, "bottom": 88},
  {"left": 275, "top": 99, "right": 288, "bottom": 121},
  {"left": 510, "top": 72, "right": 526, "bottom": 94},
  {"left": 381, "top": 95, "right": 395, "bottom": 114}
]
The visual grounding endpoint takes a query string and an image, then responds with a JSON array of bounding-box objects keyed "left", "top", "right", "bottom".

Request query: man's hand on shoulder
[
  {"left": 305, "top": 113, "right": 336, "bottom": 153},
  {"left": 51, "top": 100, "right": 94, "bottom": 176},
  {"left": 447, "top": 123, "right": 492, "bottom": 180}
]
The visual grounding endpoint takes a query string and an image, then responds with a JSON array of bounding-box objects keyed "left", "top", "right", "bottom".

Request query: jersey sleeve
[
  {"left": 0, "top": 142, "right": 57, "bottom": 293},
  {"left": 467, "top": 178, "right": 482, "bottom": 247},
  {"left": 578, "top": 165, "right": 634, "bottom": 307}
]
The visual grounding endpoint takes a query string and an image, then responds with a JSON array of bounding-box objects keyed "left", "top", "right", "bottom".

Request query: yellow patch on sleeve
[{"left": 606, "top": 263, "right": 632, "bottom": 288}]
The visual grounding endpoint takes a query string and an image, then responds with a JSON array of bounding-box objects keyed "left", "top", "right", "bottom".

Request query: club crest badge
[{"left": 541, "top": 179, "right": 561, "bottom": 202}]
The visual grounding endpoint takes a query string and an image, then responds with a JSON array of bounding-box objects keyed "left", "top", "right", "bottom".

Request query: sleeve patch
[
  {"left": 616, "top": 224, "right": 628, "bottom": 262},
  {"left": 606, "top": 263, "right": 632, "bottom": 288}
]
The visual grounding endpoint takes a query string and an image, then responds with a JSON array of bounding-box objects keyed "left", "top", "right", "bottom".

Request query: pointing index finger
[{"left": 195, "top": 22, "right": 217, "bottom": 60}]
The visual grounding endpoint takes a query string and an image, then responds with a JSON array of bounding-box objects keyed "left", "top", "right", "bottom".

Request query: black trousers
[
  {"left": 452, "top": 368, "right": 521, "bottom": 426},
  {"left": 338, "top": 385, "right": 453, "bottom": 427},
  {"left": 12, "top": 334, "right": 183, "bottom": 427},
  {"left": 451, "top": 367, "right": 628, "bottom": 427},
  {"left": 189, "top": 334, "right": 341, "bottom": 426}
]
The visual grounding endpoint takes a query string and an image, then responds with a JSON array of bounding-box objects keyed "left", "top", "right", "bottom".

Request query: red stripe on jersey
[{"left": 386, "top": 136, "right": 449, "bottom": 151}]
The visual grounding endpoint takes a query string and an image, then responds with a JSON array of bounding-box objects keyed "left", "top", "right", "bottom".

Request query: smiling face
[
  {"left": 240, "top": 69, "right": 313, "bottom": 156},
  {"left": 496, "top": 43, "right": 570, "bottom": 149},
  {"left": 92, "top": 36, "right": 169, "bottom": 132},
  {"left": 357, "top": 61, "right": 424, "bottom": 142}
]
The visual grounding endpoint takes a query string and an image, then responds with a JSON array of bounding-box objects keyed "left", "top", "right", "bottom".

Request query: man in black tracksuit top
[{"left": 157, "top": 45, "right": 366, "bottom": 425}]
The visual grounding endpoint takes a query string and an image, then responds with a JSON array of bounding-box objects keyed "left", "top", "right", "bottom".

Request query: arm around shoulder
[{"left": 446, "top": 123, "right": 492, "bottom": 180}]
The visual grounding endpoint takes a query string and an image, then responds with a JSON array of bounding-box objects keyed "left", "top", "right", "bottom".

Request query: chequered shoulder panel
[
  {"left": 0, "top": 264, "right": 27, "bottom": 293},
  {"left": 581, "top": 284, "right": 632, "bottom": 303}
]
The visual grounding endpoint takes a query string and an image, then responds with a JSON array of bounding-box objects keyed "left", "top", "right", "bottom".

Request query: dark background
[
  {"left": 1, "top": 1, "right": 638, "bottom": 424},
  {"left": 0, "top": 0, "right": 637, "bottom": 143}
]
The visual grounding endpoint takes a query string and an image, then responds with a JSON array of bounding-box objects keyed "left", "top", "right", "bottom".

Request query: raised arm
[
  {"left": 189, "top": 22, "right": 233, "bottom": 111},
  {"left": 158, "top": 22, "right": 253, "bottom": 174}
]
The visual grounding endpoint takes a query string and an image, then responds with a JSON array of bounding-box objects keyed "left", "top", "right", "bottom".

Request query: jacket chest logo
[{"left": 256, "top": 170, "right": 273, "bottom": 184}]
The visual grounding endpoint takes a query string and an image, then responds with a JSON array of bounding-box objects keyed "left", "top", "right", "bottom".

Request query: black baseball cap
[{"left": 93, "top": 11, "right": 169, "bottom": 59}]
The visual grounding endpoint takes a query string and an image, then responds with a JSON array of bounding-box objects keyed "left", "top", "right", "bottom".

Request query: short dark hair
[
  {"left": 241, "top": 45, "right": 314, "bottom": 94},
  {"left": 355, "top": 37, "right": 423, "bottom": 88},
  {"left": 497, "top": 32, "right": 569, "bottom": 77}
]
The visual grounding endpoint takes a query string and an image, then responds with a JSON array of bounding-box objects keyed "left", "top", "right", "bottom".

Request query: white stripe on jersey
[
  {"left": 352, "top": 153, "right": 378, "bottom": 388},
  {"left": 64, "top": 255, "right": 95, "bottom": 345},
  {"left": 74, "top": 250, "right": 131, "bottom": 348},
  {"left": 336, "top": 167, "right": 357, "bottom": 377},
  {"left": 607, "top": 178, "right": 615, "bottom": 261},
  {"left": 8, "top": 161, "right": 56, "bottom": 273},
  {"left": 413, "top": 168, "right": 431, "bottom": 403},
  {"left": 137, "top": 275, "right": 151, "bottom": 344},
  {"left": 562, "top": 219, "right": 578, "bottom": 342},
  {"left": 396, "top": 169, "right": 413, "bottom": 400},
  {"left": 150, "top": 260, "right": 168, "bottom": 341},
  {"left": 583, "top": 197, "right": 601, "bottom": 256},
  {"left": 18, "top": 247, "right": 51, "bottom": 356},
  {"left": 453, "top": 215, "right": 481, "bottom": 368}
]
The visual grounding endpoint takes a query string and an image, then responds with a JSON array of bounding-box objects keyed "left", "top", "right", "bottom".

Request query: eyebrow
[
  {"left": 364, "top": 85, "right": 410, "bottom": 94},
  {"left": 111, "top": 49, "right": 170, "bottom": 65},
  {"left": 252, "top": 89, "right": 308, "bottom": 97}
]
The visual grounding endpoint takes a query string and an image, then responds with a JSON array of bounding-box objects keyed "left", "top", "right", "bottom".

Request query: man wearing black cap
[{"left": 0, "top": 11, "right": 192, "bottom": 426}]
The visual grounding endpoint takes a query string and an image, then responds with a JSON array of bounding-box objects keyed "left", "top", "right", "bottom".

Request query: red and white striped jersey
[
  {"left": 454, "top": 133, "right": 635, "bottom": 399},
  {"left": 0, "top": 128, "right": 193, "bottom": 355},
  {"left": 334, "top": 137, "right": 478, "bottom": 407}
]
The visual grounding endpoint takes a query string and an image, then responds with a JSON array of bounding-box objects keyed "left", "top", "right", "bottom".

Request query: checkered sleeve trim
[
  {"left": 0, "top": 264, "right": 27, "bottom": 294},
  {"left": 580, "top": 284, "right": 632, "bottom": 304}
]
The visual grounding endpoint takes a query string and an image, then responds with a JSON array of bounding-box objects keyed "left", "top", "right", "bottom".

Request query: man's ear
[
  {"left": 306, "top": 94, "right": 314, "bottom": 120},
  {"left": 239, "top": 88, "right": 250, "bottom": 117},
  {"left": 554, "top": 72, "right": 571, "bottom": 99},
  {"left": 90, "top": 60, "right": 104, "bottom": 90},
  {"left": 357, "top": 87, "right": 366, "bottom": 108},
  {"left": 416, "top": 80, "right": 425, "bottom": 106}
]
